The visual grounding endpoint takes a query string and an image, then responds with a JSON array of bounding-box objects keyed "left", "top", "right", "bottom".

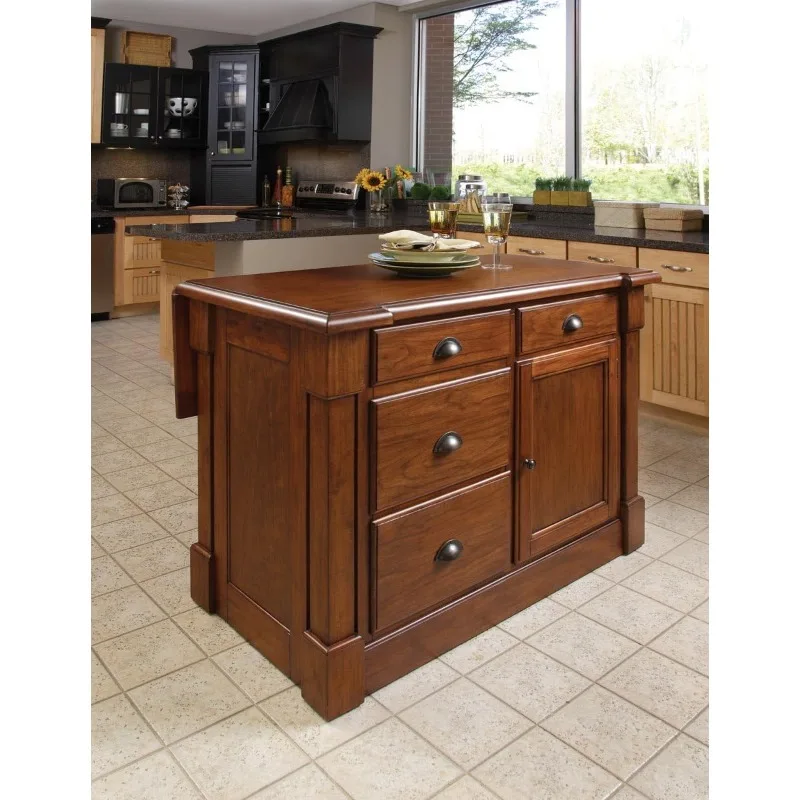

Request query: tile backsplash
[
  {"left": 91, "top": 149, "right": 191, "bottom": 199},
  {"left": 277, "top": 142, "right": 369, "bottom": 181}
]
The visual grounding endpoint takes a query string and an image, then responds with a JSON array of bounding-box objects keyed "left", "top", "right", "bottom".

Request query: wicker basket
[
  {"left": 643, "top": 207, "right": 704, "bottom": 232},
  {"left": 594, "top": 201, "right": 658, "bottom": 229},
  {"left": 122, "top": 30, "right": 173, "bottom": 67}
]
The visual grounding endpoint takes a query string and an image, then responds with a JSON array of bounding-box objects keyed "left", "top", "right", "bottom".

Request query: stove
[{"left": 237, "top": 178, "right": 362, "bottom": 219}]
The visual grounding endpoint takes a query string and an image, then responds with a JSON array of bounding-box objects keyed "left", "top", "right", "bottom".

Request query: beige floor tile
[
  {"left": 93, "top": 448, "right": 149, "bottom": 475},
  {"left": 431, "top": 776, "right": 498, "bottom": 800},
  {"left": 647, "top": 452, "right": 708, "bottom": 483},
  {"left": 621, "top": 561, "right": 708, "bottom": 613},
  {"left": 124, "top": 480, "right": 195, "bottom": 512},
  {"left": 439, "top": 627, "right": 518, "bottom": 674},
  {"left": 579, "top": 586, "right": 682, "bottom": 644},
  {"left": 213, "top": 642, "right": 293, "bottom": 703},
  {"left": 660, "top": 539, "right": 709, "bottom": 579},
  {"left": 649, "top": 617, "right": 708, "bottom": 675},
  {"left": 92, "top": 651, "right": 121, "bottom": 703},
  {"left": 171, "top": 707, "right": 308, "bottom": 800},
  {"left": 92, "top": 434, "right": 128, "bottom": 456},
  {"left": 98, "top": 414, "right": 154, "bottom": 435},
  {"left": 550, "top": 572, "right": 615, "bottom": 609},
  {"left": 113, "top": 537, "right": 190, "bottom": 582},
  {"left": 92, "top": 514, "right": 169, "bottom": 553},
  {"left": 670, "top": 484, "right": 709, "bottom": 513},
  {"left": 684, "top": 707, "right": 709, "bottom": 745},
  {"left": 400, "top": 678, "right": 531, "bottom": 769},
  {"left": 630, "top": 734, "right": 708, "bottom": 800},
  {"left": 123, "top": 397, "right": 175, "bottom": 416},
  {"left": 92, "top": 493, "right": 142, "bottom": 526},
  {"left": 92, "top": 472, "right": 119, "bottom": 500},
  {"left": 177, "top": 473, "right": 198, "bottom": 493},
  {"left": 262, "top": 687, "right": 390, "bottom": 759},
  {"left": 117, "top": 426, "right": 176, "bottom": 449},
  {"left": 174, "top": 607, "right": 245, "bottom": 654},
  {"left": 92, "top": 555, "right": 134, "bottom": 596},
  {"left": 141, "top": 567, "right": 197, "bottom": 616},
  {"left": 646, "top": 501, "right": 708, "bottom": 537},
  {"left": 472, "top": 726, "right": 620, "bottom": 800},
  {"left": 637, "top": 469, "right": 689, "bottom": 499},
  {"left": 92, "top": 422, "right": 111, "bottom": 438},
  {"left": 92, "top": 585, "right": 166, "bottom": 644},
  {"left": 135, "top": 438, "right": 195, "bottom": 462},
  {"left": 130, "top": 659, "right": 250, "bottom": 744},
  {"left": 180, "top": 434, "right": 199, "bottom": 450},
  {"left": 150, "top": 499, "right": 198, "bottom": 533},
  {"left": 497, "top": 597, "right": 569, "bottom": 640},
  {"left": 527, "top": 612, "right": 640, "bottom": 680},
  {"left": 689, "top": 599, "right": 709, "bottom": 622},
  {"left": 593, "top": 551, "right": 652, "bottom": 583},
  {"left": 610, "top": 788, "right": 648, "bottom": 800},
  {"left": 695, "top": 476, "right": 709, "bottom": 488},
  {"left": 142, "top": 408, "right": 183, "bottom": 426},
  {"left": 638, "top": 440, "right": 683, "bottom": 468},
  {"left": 640, "top": 492, "right": 660, "bottom": 508},
  {"left": 160, "top": 418, "right": 199, "bottom": 438},
  {"left": 92, "top": 538, "right": 107, "bottom": 559},
  {"left": 600, "top": 649, "right": 708, "bottom": 728},
  {"left": 372, "top": 658, "right": 459, "bottom": 714},
  {"left": 694, "top": 527, "right": 709, "bottom": 542},
  {"left": 95, "top": 619, "right": 204, "bottom": 690},
  {"left": 249, "top": 763, "right": 349, "bottom": 799},
  {"left": 471, "top": 643, "right": 589, "bottom": 722},
  {"left": 638, "top": 523, "right": 687, "bottom": 559},
  {"left": 105, "top": 463, "right": 173, "bottom": 492},
  {"left": 173, "top": 529, "right": 198, "bottom": 549},
  {"left": 116, "top": 388, "right": 161, "bottom": 406},
  {"left": 91, "top": 750, "right": 203, "bottom": 800},
  {"left": 156, "top": 453, "right": 199, "bottom": 479},
  {"left": 541, "top": 686, "right": 676, "bottom": 780},
  {"left": 91, "top": 695, "right": 161, "bottom": 778},
  {"left": 641, "top": 427, "right": 707, "bottom": 452},
  {"left": 317, "top": 717, "right": 461, "bottom": 800}
]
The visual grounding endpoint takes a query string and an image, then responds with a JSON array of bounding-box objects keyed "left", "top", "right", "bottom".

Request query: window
[{"left": 415, "top": 0, "right": 709, "bottom": 204}]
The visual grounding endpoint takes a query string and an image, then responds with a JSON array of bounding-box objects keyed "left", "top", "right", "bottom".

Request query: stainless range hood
[{"left": 260, "top": 78, "right": 334, "bottom": 143}]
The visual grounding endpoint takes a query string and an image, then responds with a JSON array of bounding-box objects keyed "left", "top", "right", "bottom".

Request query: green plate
[
  {"left": 378, "top": 247, "right": 480, "bottom": 263},
  {"left": 369, "top": 255, "right": 480, "bottom": 278},
  {"left": 369, "top": 252, "right": 480, "bottom": 268}
]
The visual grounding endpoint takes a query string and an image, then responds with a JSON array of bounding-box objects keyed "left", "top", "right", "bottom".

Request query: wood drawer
[
  {"left": 372, "top": 369, "right": 511, "bottom": 511},
  {"left": 519, "top": 294, "right": 618, "bottom": 354},
  {"left": 506, "top": 235, "right": 566, "bottom": 260},
  {"left": 374, "top": 310, "right": 512, "bottom": 384},
  {"left": 567, "top": 241, "right": 637, "bottom": 268},
  {"left": 161, "top": 239, "right": 216, "bottom": 270},
  {"left": 373, "top": 474, "right": 511, "bottom": 633},
  {"left": 638, "top": 248, "right": 708, "bottom": 289},
  {"left": 123, "top": 266, "right": 160, "bottom": 305},
  {"left": 188, "top": 214, "right": 238, "bottom": 224},
  {"left": 123, "top": 215, "right": 189, "bottom": 226}
]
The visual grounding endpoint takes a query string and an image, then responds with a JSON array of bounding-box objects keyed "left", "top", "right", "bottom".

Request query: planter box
[
  {"left": 568, "top": 191, "right": 592, "bottom": 207},
  {"left": 594, "top": 201, "right": 658, "bottom": 229},
  {"left": 550, "top": 190, "right": 570, "bottom": 206},
  {"left": 533, "top": 190, "right": 551, "bottom": 205},
  {"left": 643, "top": 207, "right": 704, "bottom": 232}
]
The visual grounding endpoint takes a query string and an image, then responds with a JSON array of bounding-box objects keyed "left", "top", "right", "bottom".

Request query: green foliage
[
  {"left": 572, "top": 178, "right": 592, "bottom": 192},
  {"left": 409, "top": 182, "right": 431, "bottom": 201},
  {"left": 453, "top": 0, "right": 556, "bottom": 109},
  {"left": 429, "top": 185, "right": 453, "bottom": 201},
  {"left": 534, "top": 178, "right": 553, "bottom": 191},
  {"left": 552, "top": 176, "right": 573, "bottom": 191}
]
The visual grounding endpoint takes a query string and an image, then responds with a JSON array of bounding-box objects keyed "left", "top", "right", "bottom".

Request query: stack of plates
[{"left": 370, "top": 247, "right": 481, "bottom": 277}]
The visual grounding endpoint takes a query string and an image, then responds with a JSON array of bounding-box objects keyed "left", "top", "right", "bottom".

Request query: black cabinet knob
[
  {"left": 523, "top": 458, "right": 537, "bottom": 470},
  {"left": 562, "top": 314, "right": 583, "bottom": 333},
  {"left": 433, "top": 337, "right": 462, "bottom": 360},
  {"left": 435, "top": 539, "right": 464, "bottom": 562},
  {"left": 433, "top": 431, "right": 463, "bottom": 455}
]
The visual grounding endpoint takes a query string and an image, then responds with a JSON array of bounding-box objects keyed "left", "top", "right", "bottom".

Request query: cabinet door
[
  {"left": 210, "top": 164, "right": 257, "bottom": 205},
  {"left": 123, "top": 266, "right": 160, "bottom": 305},
  {"left": 209, "top": 53, "right": 256, "bottom": 161},
  {"left": 91, "top": 29, "right": 105, "bottom": 143},
  {"left": 640, "top": 284, "right": 709, "bottom": 417},
  {"left": 156, "top": 67, "right": 208, "bottom": 147},
  {"left": 518, "top": 339, "right": 620, "bottom": 562},
  {"left": 160, "top": 263, "right": 213, "bottom": 362},
  {"left": 102, "top": 63, "right": 158, "bottom": 146},
  {"left": 123, "top": 235, "right": 162, "bottom": 270}
]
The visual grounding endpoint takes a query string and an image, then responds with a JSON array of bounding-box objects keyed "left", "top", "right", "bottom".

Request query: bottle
[
  {"left": 281, "top": 166, "right": 296, "bottom": 207},
  {"left": 272, "top": 167, "right": 283, "bottom": 207},
  {"left": 261, "top": 174, "right": 271, "bottom": 207}
]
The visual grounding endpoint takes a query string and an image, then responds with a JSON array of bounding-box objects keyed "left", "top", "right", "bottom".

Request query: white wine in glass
[
  {"left": 481, "top": 203, "right": 513, "bottom": 269},
  {"left": 428, "top": 202, "right": 459, "bottom": 239}
]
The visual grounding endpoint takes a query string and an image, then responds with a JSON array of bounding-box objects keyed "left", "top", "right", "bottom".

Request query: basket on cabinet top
[{"left": 122, "top": 30, "right": 173, "bottom": 67}]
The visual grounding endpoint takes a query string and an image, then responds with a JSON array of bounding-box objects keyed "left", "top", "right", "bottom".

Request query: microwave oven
[{"left": 95, "top": 178, "right": 167, "bottom": 209}]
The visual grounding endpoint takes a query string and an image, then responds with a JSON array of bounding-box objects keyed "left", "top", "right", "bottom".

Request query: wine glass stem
[{"left": 493, "top": 242, "right": 500, "bottom": 269}]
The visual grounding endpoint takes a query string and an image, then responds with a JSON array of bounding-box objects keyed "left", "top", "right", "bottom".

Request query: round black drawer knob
[
  {"left": 562, "top": 314, "right": 584, "bottom": 333},
  {"left": 433, "top": 337, "right": 462, "bottom": 360},
  {"left": 433, "top": 431, "right": 463, "bottom": 455},
  {"left": 435, "top": 539, "right": 464, "bottom": 562}
]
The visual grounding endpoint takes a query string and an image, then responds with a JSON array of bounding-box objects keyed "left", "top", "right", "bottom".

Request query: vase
[{"left": 369, "top": 187, "right": 390, "bottom": 212}]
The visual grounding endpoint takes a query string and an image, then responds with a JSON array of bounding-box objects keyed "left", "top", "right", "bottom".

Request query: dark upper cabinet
[
  {"left": 101, "top": 63, "right": 208, "bottom": 148},
  {"left": 258, "top": 23, "right": 382, "bottom": 144}
]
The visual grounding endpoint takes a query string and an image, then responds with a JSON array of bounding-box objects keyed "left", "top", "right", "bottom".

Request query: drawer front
[
  {"left": 374, "top": 474, "right": 511, "bottom": 633},
  {"left": 161, "top": 239, "right": 216, "bottom": 270},
  {"left": 506, "top": 235, "right": 566, "bottom": 260},
  {"left": 373, "top": 369, "right": 511, "bottom": 511},
  {"left": 123, "top": 215, "right": 189, "bottom": 226},
  {"left": 188, "top": 214, "right": 238, "bottom": 224},
  {"left": 567, "top": 241, "right": 637, "bottom": 267},
  {"left": 374, "top": 310, "right": 512, "bottom": 384},
  {"left": 123, "top": 266, "right": 160, "bottom": 305},
  {"left": 638, "top": 248, "right": 708, "bottom": 289},
  {"left": 519, "top": 294, "right": 618, "bottom": 354}
]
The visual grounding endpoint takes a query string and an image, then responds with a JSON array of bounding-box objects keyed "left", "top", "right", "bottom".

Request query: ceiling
[{"left": 91, "top": 0, "right": 424, "bottom": 36}]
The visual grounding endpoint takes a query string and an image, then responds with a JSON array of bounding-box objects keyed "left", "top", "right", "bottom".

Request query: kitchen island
[{"left": 173, "top": 255, "right": 661, "bottom": 720}]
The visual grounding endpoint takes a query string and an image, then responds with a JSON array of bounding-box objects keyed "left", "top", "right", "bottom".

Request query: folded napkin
[{"left": 379, "top": 230, "right": 481, "bottom": 252}]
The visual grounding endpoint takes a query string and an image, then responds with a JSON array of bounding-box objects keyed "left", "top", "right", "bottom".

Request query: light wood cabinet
[
  {"left": 123, "top": 266, "right": 161, "bottom": 305},
  {"left": 188, "top": 214, "right": 238, "bottom": 224},
  {"left": 91, "top": 28, "right": 105, "bottom": 144},
  {"left": 567, "top": 241, "right": 638, "bottom": 268},
  {"left": 506, "top": 235, "right": 566, "bottom": 260},
  {"left": 160, "top": 261, "right": 215, "bottom": 361},
  {"left": 637, "top": 248, "right": 708, "bottom": 290}
]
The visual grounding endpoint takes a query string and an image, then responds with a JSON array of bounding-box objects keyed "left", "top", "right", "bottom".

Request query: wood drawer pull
[
  {"left": 433, "top": 431, "right": 463, "bottom": 455},
  {"left": 519, "top": 248, "right": 545, "bottom": 255},
  {"left": 434, "top": 539, "right": 463, "bottom": 562},
  {"left": 587, "top": 255, "right": 615, "bottom": 263},
  {"left": 661, "top": 263, "right": 693, "bottom": 272},
  {"left": 432, "top": 337, "right": 462, "bottom": 360},
  {"left": 562, "top": 314, "right": 583, "bottom": 333}
]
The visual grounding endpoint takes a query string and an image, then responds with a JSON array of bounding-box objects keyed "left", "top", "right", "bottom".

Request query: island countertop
[{"left": 127, "top": 210, "right": 709, "bottom": 253}]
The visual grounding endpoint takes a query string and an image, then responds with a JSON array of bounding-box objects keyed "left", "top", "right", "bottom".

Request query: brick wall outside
[{"left": 423, "top": 15, "right": 454, "bottom": 177}]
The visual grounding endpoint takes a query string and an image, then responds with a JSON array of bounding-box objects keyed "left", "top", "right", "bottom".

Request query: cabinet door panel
[
  {"left": 518, "top": 339, "right": 620, "bottom": 561},
  {"left": 123, "top": 266, "right": 160, "bottom": 304}
]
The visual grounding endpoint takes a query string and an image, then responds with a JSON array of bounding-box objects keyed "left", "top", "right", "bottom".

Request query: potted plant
[
  {"left": 409, "top": 182, "right": 431, "bottom": 201},
  {"left": 569, "top": 178, "right": 593, "bottom": 207},
  {"left": 550, "top": 176, "right": 572, "bottom": 205},
  {"left": 355, "top": 167, "right": 389, "bottom": 212},
  {"left": 429, "top": 185, "right": 452, "bottom": 201},
  {"left": 533, "top": 178, "right": 552, "bottom": 205}
]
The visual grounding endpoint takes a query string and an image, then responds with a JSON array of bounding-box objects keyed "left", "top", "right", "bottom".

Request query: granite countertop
[
  {"left": 126, "top": 210, "right": 708, "bottom": 253},
  {"left": 90, "top": 206, "right": 253, "bottom": 218}
]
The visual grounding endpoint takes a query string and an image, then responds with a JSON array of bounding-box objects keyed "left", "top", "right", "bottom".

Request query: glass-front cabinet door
[
  {"left": 102, "top": 64, "right": 157, "bottom": 146},
  {"left": 156, "top": 68, "right": 208, "bottom": 147},
  {"left": 210, "top": 52, "right": 256, "bottom": 161}
]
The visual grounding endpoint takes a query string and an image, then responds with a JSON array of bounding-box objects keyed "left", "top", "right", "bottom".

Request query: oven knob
[
  {"left": 334, "top": 187, "right": 340, "bottom": 193},
  {"left": 345, "top": 188, "right": 352, "bottom": 195}
]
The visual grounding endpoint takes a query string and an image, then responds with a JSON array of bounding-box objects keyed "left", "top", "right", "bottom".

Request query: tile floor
[{"left": 92, "top": 313, "right": 709, "bottom": 800}]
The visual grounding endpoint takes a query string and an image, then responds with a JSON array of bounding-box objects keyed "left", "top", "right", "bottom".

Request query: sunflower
[
  {"left": 360, "top": 170, "right": 387, "bottom": 192},
  {"left": 355, "top": 167, "right": 371, "bottom": 185},
  {"left": 394, "top": 164, "right": 413, "bottom": 181}
]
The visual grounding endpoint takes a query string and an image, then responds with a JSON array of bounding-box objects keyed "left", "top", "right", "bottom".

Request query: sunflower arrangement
[
  {"left": 394, "top": 164, "right": 413, "bottom": 181},
  {"left": 355, "top": 168, "right": 388, "bottom": 193}
]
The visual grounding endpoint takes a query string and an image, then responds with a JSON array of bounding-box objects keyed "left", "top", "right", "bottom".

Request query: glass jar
[{"left": 456, "top": 174, "right": 488, "bottom": 200}]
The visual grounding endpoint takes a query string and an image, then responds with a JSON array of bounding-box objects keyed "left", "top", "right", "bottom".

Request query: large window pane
[
  {"left": 580, "top": 0, "right": 709, "bottom": 204},
  {"left": 419, "top": 0, "right": 566, "bottom": 196}
]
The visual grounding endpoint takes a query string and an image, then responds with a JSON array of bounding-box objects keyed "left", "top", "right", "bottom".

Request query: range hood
[{"left": 260, "top": 79, "right": 334, "bottom": 144}]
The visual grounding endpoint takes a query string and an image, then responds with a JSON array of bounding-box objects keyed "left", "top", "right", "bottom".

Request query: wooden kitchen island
[{"left": 172, "top": 255, "right": 660, "bottom": 720}]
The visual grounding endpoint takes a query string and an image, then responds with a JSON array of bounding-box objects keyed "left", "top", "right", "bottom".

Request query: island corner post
[{"left": 171, "top": 259, "right": 659, "bottom": 720}]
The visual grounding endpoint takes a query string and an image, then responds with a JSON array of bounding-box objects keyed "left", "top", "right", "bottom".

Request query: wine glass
[
  {"left": 428, "top": 202, "right": 460, "bottom": 241},
  {"left": 481, "top": 202, "right": 513, "bottom": 269}
]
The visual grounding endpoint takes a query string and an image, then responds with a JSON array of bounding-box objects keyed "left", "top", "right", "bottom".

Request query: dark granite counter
[
  {"left": 125, "top": 210, "right": 708, "bottom": 253},
  {"left": 90, "top": 206, "right": 251, "bottom": 219}
]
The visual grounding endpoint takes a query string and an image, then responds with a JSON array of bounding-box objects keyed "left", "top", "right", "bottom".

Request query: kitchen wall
[
  {"left": 91, "top": 149, "right": 191, "bottom": 199},
  {"left": 276, "top": 143, "right": 370, "bottom": 182}
]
